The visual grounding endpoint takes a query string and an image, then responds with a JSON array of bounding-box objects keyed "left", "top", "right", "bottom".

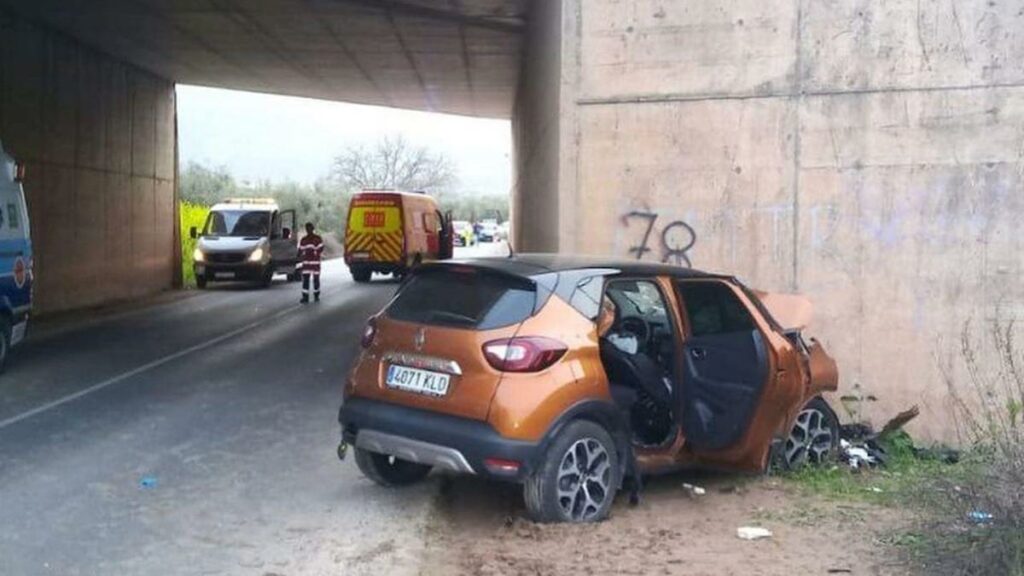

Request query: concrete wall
[
  {"left": 0, "top": 8, "right": 178, "bottom": 313},
  {"left": 511, "top": 0, "right": 563, "bottom": 251},
  {"left": 525, "top": 0, "right": 1024, "bottom": 440}
]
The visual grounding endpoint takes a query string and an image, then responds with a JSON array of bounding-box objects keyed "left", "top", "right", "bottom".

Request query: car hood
[
  {"left": 198, "top": 236, "right": 264, "bottom": 252},
  {"left": 754, "top": 291, "right": 813, "bottom": 332}
]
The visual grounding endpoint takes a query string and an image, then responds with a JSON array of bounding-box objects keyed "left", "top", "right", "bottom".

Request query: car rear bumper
[{"left": 338, "top": 397, "right": 539, "bottom": 482}]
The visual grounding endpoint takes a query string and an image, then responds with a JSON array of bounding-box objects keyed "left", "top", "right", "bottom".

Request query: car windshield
[
  {"left": 205, "top": 210, "right": 270, "bottom": 237},
  {"left": 387, "top": 268, "right": 536, "bottom": 329}
]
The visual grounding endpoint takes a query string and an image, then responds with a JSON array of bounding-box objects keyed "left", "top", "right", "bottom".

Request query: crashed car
[{"left": 338, "top": 255, "right": 839, "bottom": 522}]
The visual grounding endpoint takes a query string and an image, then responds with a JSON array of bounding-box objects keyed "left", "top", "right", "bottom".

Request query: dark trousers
[{"left": 302, "top": 272, "right": 320, "bottom": 300}]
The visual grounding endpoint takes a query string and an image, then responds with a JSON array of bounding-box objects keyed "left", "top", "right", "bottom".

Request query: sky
[{"left": 176, "top": 85, "right": 513, "bottom": 194}]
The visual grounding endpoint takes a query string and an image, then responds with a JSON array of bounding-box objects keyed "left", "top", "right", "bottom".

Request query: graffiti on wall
[{"left": 620, "top": 209, "right": 697, "bottom": 267}]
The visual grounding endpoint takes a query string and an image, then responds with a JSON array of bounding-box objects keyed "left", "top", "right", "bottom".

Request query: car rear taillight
[
  {"left": 361, "top": 318, "right": 377, "bottom": 349},
  {"left": 482, "top": 336, "right": 567, "bottom": 372}
]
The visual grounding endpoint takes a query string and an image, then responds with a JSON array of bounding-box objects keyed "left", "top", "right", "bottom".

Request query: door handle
[{"left": 690, "top": 347, "right": 707, "bottom": 360}]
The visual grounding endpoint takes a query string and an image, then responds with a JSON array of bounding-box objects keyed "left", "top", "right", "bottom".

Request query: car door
[
  {"left": 674, "top": 279, "right": 771, "bottom": 451},
  {"left": 269, "top": 209, "right": 297, "bottom": 269}
]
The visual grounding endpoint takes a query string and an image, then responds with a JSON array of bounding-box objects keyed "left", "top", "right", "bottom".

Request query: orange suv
[{"left": 338, "top": 255, "right": 839, "bottom": 522}]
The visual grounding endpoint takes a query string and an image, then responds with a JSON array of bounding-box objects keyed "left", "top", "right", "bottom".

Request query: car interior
[{"left": 598, "top": 279, "right": 679, "bottom": 448}]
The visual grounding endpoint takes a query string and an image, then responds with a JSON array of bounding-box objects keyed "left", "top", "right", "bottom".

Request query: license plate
[
  {"left": 214, "top": 272, "right": 235, "bottom": 279},
  {"left": 385, "top": 365, "right": 451, "bottom": 397}
]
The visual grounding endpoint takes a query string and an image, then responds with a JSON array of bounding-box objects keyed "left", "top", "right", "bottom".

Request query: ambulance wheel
[
  {"left": 0, "top": 317, "right": 9, "bottom": 374},
  {"left": 196, "top": 274, "right": 208, "bottom": 289},
  {"left": 288, "top": 271, "right": 301, "bottom": 282},
  {"left": 352, "top": 269, "right": 371, "bottom": 283},
  {"left": 260, "top": 268, "right": 274, "bottom": 288}
]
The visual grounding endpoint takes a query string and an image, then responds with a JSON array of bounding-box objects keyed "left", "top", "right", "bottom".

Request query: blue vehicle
[{"left": 0, "top": 139, "right": 32, "bottom": 373}]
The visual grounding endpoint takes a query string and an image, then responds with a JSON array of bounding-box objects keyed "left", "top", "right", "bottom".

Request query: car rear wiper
[{"left": 429, "top": 311, "right": 477, "bottom": 326}]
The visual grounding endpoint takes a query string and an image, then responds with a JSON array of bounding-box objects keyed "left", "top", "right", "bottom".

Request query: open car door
[
  {"left": 437, "top": 210, "right": 454, "bottom": 260},
  {"left": 674, "top": 280, "right": 771, "bottom": 451}
]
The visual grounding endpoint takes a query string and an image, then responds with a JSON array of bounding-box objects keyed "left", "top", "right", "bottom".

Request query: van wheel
[
  {"left": 196, "top": 274, "right": 208, "bottom": 289},
  {"left": 352, "top": 269, "right": 371, "bottom": 283},
  {"left": 354, "top": 447, "right": 432, "bottom": 487},
  {"left": 524, "top": 420, "right": 619, "bottom": 523},
  {"left": 260, "top": 268, "right": 274, "bottom": 288},
  {"left": 0, "top": 318, "right": 10, "bottom": 374}
]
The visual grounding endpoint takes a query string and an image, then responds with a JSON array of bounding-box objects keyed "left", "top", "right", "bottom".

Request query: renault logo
[{"left": 414, "top": 327, "right": 426, "bottom": 351}]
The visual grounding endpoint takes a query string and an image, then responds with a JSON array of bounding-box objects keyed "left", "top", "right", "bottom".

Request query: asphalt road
[{"left": 0, "top": 256, "right": 466, "bottom": 576}]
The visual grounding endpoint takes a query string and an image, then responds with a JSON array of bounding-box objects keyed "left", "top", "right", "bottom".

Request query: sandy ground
[{"left": 417, "top": 472, "right": 911, "bottom": 576}]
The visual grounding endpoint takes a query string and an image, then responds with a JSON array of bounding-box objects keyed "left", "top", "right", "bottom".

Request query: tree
[
  {"left": 179, "top": 161, "right": 238, "bottom": 205},
  {"left": 330, "top": 135, "right": 457, "bottom": 193}
]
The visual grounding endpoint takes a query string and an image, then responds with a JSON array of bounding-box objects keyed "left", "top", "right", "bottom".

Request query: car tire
[
  {"left": 195, "top": 274, "right": 208, "bottom": 289},
  {"left": 352, "top": 269, "right": 371, "bottom": 283},
  {"left": 0, "top": 317, "right": 10, "bottom": 375},
  {"left": 524, "top": 420, "right": 619, "bottom": 523},
  {"left": 287, "top": 271, "right": 301, "bottom": 282},
  {"left": 353, "top": 447, "right": 432, "bottom": 487},
  {"left": 780, "top": 396, "right": 840, "bottom": 470}
]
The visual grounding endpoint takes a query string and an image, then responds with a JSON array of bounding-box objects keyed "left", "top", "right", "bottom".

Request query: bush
[
  {"left": 932, "top": 320, "right": 1024, "bottom": 576},
  {"left": 179, "top": 201, "right": 209, "bottom": 288}
]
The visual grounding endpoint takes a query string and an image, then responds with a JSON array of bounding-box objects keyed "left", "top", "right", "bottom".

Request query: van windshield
[
  {"left": 205, "top": 210, "right": 270, "bottom": 237},
  {"left": 387, "top": 268, "right": 536, "bottom": 329}
]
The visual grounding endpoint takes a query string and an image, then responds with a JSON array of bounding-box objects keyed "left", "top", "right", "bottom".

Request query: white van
[
  {"left": 0, "top": 139, "right": 33, "bottom": 373},
  {"left": 189, "top": 198, "right": 299, "bottom": 288}
]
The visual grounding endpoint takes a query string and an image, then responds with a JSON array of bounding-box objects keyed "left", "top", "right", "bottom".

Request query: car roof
[{"left": 439, "top": 253, "right": 723, "bottom": 280}]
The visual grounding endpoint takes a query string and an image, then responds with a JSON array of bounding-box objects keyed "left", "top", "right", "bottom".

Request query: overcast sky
[{"left": 176, "top": 85, "right": 512, "bottom": 194}]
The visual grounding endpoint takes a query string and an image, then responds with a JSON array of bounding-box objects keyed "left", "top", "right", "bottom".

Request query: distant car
[
  {"left": 190, "top": 198, "right": 299, "bottom": 288},
  {"left": 0, "top": 139, "right": 33, "bottom": 373},
  {"left": 452, "top": 220, "right": 475, "bottom": 247},
  {"left": 339, "top": 255, "right": 840, "bottom": 523},
  {"left": 477, "top": 219, "right": 498, "bottom": 242}
]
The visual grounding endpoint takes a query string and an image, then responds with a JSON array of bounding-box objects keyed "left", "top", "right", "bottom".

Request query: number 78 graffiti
[{"left": 621, "top": 210, "right": 697, "bottom": 268}]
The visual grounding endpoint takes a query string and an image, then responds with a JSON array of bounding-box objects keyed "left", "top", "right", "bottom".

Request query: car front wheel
[
  {"left": 782, "top": 397, "right": 840, "bottom": 469},
  {"left": 353, "top": 447, "right": 432, "bottom": 487},
  {"left": 524, "top": 420, "right": 619, "bottom": 523}
]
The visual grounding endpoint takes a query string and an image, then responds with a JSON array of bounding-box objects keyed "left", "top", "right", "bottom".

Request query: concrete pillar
[{"left": 0, "top": 8, "right": 178, "bottom": 313}]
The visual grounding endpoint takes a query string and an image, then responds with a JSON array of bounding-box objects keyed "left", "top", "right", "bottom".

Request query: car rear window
[{"left": 386, "top": 268, "right": 536, "bottom": 329}]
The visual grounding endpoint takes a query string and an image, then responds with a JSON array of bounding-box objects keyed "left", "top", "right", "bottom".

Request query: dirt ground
[{"left": 419, "top": 472, "right": 912, "bottom": 576}]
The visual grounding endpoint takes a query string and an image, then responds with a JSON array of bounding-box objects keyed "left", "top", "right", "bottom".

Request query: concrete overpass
[
  {"left": 0, "top": 0, "right": 534, "bottom": 314},
  {"left": 3, "top": 0, "right": 1024, "bottom": 437}
]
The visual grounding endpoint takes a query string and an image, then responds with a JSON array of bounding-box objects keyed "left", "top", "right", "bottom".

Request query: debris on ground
[
  {"left": 838, "top": 405, "right": 923, "bottom": 470},
  {"left": 967, "top": 511, "right": 994, "bottom": 525},
  {"left": 736, "top": 526, "right": 773, "bottom": 540},
  {"left": 682, "top": 483, "right": 706, "bottom": 498}
]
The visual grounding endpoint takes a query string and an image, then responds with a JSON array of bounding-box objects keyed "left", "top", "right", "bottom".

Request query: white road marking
[{"left": 0, "top": 302, "right": 306, "bottom": 431}]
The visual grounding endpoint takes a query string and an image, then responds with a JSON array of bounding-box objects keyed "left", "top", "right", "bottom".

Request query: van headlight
[
  {"left": 193, "top": 248, "right": 205, "bottom": 262},
  {"left": 248, "top": 247, "right": 264, "bottom": 262}
]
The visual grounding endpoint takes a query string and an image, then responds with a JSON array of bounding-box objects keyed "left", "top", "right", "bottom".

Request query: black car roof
[{"left": 436, "top": 253, "right": 723, "bottom": 280}]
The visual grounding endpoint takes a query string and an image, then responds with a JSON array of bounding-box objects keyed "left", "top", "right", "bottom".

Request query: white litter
[
  {"left": 737, "top": 527, "right": 773, "bottom": 540},
  {"left": 682, "top": 483, "right": 706, "bottom": 497}
]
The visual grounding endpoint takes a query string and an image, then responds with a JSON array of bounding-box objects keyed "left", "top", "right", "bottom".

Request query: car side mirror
[
  {"left": 282, "top": 227, "right": 291, "bottom": 240},
  {"left": 190, "top": 226, "right": 198, "bottom": 239}
]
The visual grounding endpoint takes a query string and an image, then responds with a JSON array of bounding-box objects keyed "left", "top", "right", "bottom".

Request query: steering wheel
[{"left": 618, "top": 317, "right": 651, "bottom": 347}]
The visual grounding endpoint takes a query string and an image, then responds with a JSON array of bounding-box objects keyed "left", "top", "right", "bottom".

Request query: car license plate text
[{"left": 385, "top": 365, "right": 450, "bottom": 397}]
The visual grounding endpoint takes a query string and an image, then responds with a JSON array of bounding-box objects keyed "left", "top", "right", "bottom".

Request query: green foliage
[
  {"left": 179, "top": 162, "right": 238, "bottom": 206},
  {"left": 179, "top": 201, "right": 209, "bottom": 288}
]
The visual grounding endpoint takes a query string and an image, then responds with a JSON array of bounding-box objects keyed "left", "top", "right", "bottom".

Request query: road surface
[{"left": 0, "top": 245, "right": 503, "bottom": 575}]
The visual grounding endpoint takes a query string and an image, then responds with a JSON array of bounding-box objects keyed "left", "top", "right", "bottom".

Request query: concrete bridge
[{"left": 3, "top": 0, "right": 1024, "bottom": 437}]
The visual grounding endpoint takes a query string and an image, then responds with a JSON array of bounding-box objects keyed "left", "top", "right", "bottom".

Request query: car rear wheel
[
  {"left": 782, "top": 397, "right": 839, "bottom": 469},
  {"left": 354, "top": 447, "right": 432, "bottom": 487},
  {"left": 524, "top": 420, "right": 619, "bottom": 523},
  {"left": 352, "top": 268, "right": 371, "bottom": 283},
  {"left": 0, "top": 317, "right": 10, "bottom": 374}
]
